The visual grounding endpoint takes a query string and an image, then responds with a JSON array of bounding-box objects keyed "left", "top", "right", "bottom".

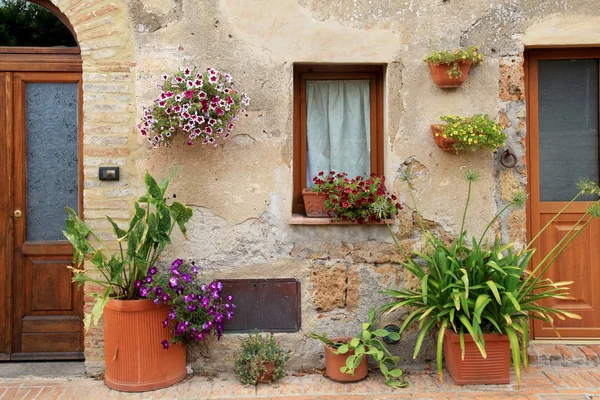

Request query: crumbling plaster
[{"left": 114, "top": 0, "right": 600, "bottom": 373}]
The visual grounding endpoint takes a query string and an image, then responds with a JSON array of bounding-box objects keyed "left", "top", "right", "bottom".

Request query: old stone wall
[{"left": 53, "top": 0, "right": 600, "bottom": 375}]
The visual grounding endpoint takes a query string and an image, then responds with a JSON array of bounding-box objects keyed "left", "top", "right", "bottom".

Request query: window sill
[{"left": 289, "top": 214, "right": 396, "bottom": 225}]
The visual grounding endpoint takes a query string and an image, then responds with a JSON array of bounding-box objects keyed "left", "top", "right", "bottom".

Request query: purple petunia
[
  {"left": 161, "top": 340, "right": 169, "bottom": 350},
  {"left": 140, "top": 286, "right": 149, "bottom": 297},
  {"left": 169, "top": 276, "right": 179, "bottom": 288},
  {"left": 134, "top": 279, "right": 143, "bottom": 289}
]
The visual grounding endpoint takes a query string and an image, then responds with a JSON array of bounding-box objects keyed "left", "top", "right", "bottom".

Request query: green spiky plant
[
  {"left": 382, "top": 167, "right": 600, "bottom": 387},
  {"left": 234, "top": 332, "right": 289, "bottom": 385},
  {"left": 63, "top": 170, "right": 193, "bottom": 330}
]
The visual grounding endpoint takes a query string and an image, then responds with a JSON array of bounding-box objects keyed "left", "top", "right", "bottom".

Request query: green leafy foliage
[
  {"left": 436, "top": 114, "right": 507, "bottom": 152},
  {"left": 424, "top": 46, "right": 484, "bottom": 78},
  {"left": 382, "top": 167, "right": 600, "bottom": 386},
  {"left": 63, "top": 170, "right": 192, "bottom": 330},
  {"left": 234, "top": 332, "right": 290, "bottom": 385},
  {"left": 310, "top": 309, "right": 408, "bottom": 388},
  {"left": 0, "top": 0, "right": 77, "bottom": 46}
]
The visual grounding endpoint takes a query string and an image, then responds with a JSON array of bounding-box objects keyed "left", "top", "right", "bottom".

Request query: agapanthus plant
[
  {"left": 310, "top": 171, "right": 401, "bottom": 223},
  {"left": 139, "top": 67, "right": 250, "bottom": 148},
  {"left": 141, "top": 259, "right": 235, "bottom": 347}
]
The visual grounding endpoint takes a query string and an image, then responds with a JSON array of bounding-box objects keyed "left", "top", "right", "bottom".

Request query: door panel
[
  {"left": 528, "top": 49, "right": 600, "bottom": 339},
  {"left": 9, "top": 72, "right": 83, "bottom": 359}
]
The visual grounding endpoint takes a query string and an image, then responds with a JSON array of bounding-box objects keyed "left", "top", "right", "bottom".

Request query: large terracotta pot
[
  {"left": 324, "top": 336, "right": 368, "bottom": 383},
  {"left": 444, "top": 329, "right": 510, "bottom": 385},
  {"left": 302, "top": 189, "right": 328, "bottom": 217},
  {"left": 431, "top": 124, "right": 457, "bottom": 152},
  {"left": 103, "top": 299, "right": 187, "bottom": 392},
  {"left": 428, "top": 61, "right": 472, "bottom": 88}
]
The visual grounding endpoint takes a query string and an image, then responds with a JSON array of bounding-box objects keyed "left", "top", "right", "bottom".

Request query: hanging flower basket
[
  {"left": 424, "top": 46, "right": 484, "bottom": 88},
  {"left": 139, "top": 67, "right": 250, "bottom": 148},
  {"left": 428, "top": 62, "right": 472, "bottom": 88}
]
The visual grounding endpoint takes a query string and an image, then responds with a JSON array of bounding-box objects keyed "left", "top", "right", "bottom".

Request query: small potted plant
[
  {"left": 63, "top": 171, "right": 193, "bottom": 392},
  {"left": 234, "top": 332, "right": 289, "bottom": 385},
  {"left": 425, "top": 46, "right": 484, "bottom": 88},
  {"left": 382, "top": 167, "right": 600, "bottom": 386},
  {"left": 304, "top": 171, "right": 401, "bottom": 223},
  {"left": 140, "top": 259, "right": 235, "bottom": 347},
  {"left": 431, "top": 114, "right": 506, "bottom": 153},
  {"left": 139, "top": 66, "right": 250, "bottom": 148},
  {"left": 310, "top": 309, "right": 407, "bottom": 388}
]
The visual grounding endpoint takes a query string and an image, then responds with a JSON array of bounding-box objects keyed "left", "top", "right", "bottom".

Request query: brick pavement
[{"left": 1, "top": 366, "right": 599, "bottom": 399}]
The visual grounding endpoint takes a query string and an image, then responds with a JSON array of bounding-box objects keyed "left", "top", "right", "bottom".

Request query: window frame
[{"left": 292, "top": 64, "right": 385, "bottom": 214}]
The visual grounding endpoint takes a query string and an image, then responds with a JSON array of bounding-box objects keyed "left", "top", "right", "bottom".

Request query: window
[{"left": 292, "top": 64, "right": 384, "bottom": 214}]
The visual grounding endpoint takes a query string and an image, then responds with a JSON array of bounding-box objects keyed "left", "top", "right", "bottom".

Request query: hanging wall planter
[
  {"left": 431, "top": 114, "right": 506, "bottom": 153},
  {"left": 424, "top": 46, "right": 484, "bottom": 88},
  {"left": 431, "top": 124, "right": 456, "bottom": 152}
]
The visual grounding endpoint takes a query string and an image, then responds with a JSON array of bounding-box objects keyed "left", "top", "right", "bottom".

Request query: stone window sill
[{"left": 288, "top": 214, "right": 396, "bottom": 225}]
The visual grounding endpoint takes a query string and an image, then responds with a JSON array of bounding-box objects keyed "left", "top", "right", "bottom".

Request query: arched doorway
[{"left": 0, "top": 0, "right": 84, "bottom": 360}]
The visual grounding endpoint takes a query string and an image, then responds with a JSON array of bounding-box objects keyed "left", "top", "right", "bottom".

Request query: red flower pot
[
  {"left": 258, "top": 362, "right": 275, "bottom": 383},
  {"left": 103, "top": 299, "right": 187, "bottom": 392},
  {"left": 431, "top": 124, "right": 456, "bottom": 152},
  {"left": 428, "top": 62, "right": 471, "bottom": 88},
  {"left": 324, "top": 337, "right": 368, "bottom": 383},
  {"left": 302, "top": 189, "right": 328, "bottom": 217},
  {"left": 444, "top": 330, "right": 510, "bottom": 385}
]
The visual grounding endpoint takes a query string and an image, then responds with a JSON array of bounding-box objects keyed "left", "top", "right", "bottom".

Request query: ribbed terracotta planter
[
  {"left": 431, "top": 124, "right": 457, "bottom": 152},
  {"left": 103, "top": 299, "right": 187, "bottom": 392},
  {"left": 428, "top": 61, "right": 471, "bottom": 88},
  {"left": 324, "top": 336, "right": 368, "bottom": 383},
  {"left": 258, "top": 362, "right": 275, "bottom": 383},
  {"left": 302, "top": 189, "right": 328, "bottom": 217},
  {"left": 444, "top": 330, "right": 510, "bottom": 385}
]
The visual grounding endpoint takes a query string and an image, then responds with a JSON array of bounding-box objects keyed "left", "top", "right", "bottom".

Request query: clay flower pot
[
  {"left": 103, "top": 299, "right": 187, "bottom": 392},
  {"left": 258, "top": 362, "right": 275, "bottom": 383},
  {"left": 444, "top": 330, "right": 510, "bottom": 385},
  {"left": 302, "top": 189, "right": 328, "bottom": 217},
  {"left": 428, "top": 61, "right": 471, "bottom": 88},
  {"left": 431, "top": 124, "right": 457, "bottom": 152},
  {"left": 324, "top": 336, "right": 368, "bottom": 383}
]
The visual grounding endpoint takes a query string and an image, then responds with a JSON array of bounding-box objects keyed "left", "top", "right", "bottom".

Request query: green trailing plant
[
  {"left": 424, "top": 45, "right": 484, "bottom": 78},
  {"left": 310, "top": 309, "right": 408, "bottom": 388},
  {"left": 435, "top": 114, "right": 506, "bottom": 152},
  {"left": 382, "top": 166, "right": 600, "bottom": 387},
  {"left": 234, "top": 332, "right": 290, "bottom": 385},
  {"left": 63, "top": 170, "right": 193, "bottom": 330}
]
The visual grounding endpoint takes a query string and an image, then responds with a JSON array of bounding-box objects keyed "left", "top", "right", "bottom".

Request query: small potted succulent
[
  {"left": 310, "top": 309, "right": 407, "bottom": 388},
  {"left": 141, "top": 259, "right": 235, "bottom": 347},
  {"left": 382, "top": 167, "right": 600, "bottom": 386},
  {"left": 431, "top": 114, "right": 506, "bottom": 153},
  {"left": 304, "top": 171, "right": 401, "bottom": 223},
  {"left": 63, "top": 171, "right": 193, "bottom": 392},
  {"left": 139, "top": 66, "right": 250, "bottom": 148},
  {"left": 425, "top": 46, "right": 484, "bottom": 88},
  {"left": 234, "top": 332, "right": 289, "bottom": 385}
]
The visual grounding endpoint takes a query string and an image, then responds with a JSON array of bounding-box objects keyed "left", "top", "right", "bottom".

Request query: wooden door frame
[
  {"left": 0, "top": 49, "right": 83, "bottom": 360},
  {"left": 525, "top": 47, "right": 600, "bottom": 339}
]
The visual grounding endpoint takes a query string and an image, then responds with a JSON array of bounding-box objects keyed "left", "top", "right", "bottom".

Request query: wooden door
[
  {"left": 0, "top": 55, "right": 84, "bottom": 360},
  {"left": 528, "top": 49, "right": 600, "bottom": 339}
]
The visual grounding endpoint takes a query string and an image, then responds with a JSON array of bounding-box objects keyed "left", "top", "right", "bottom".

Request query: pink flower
[
  {"left": 215, "top": 107, "right": 224, "bottom": 116},
  {"left": 158, "top": 100, "right": 167, "bottom": 107},
  {"left": 183, "top": 67, "right": 192, "bottom": 76},
  {"left": 175, "top": 76, "right": 183, "bottom": 83},
  {"left": 208, "top": 118, "right": 216, "bottom": 126},
  {"left": 198, "top": 91, "right": 207, "bottom": 99},
  {"left": 205, "top": 127, "right": 213, "bottom": 135},
  {"left": 174, "top": 105, "right": 182, "bottom": 113},
  {"left": 184, "top": 89, "right": 194, "bottom": 99},
  {"left": 194, "top": 79, "right": 202, "bottom": 87},
  {"left": 162, "top": 74, "right": 168, "bottom": 80},
  {"left": 209, "top": 75, "right": 218, "bottom": 83}
]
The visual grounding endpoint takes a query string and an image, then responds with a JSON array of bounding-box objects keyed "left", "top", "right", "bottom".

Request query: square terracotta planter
[
  {"left": 444, "top": 330, "right": 510, "bottom": 385},
  {"left": 302, "top": 189, "right": 328, "bottom": 217}
]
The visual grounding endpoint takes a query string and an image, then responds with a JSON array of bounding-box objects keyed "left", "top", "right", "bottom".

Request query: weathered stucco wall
[{"left": 62, "top": 0, "right": 600, "bottom": 375}]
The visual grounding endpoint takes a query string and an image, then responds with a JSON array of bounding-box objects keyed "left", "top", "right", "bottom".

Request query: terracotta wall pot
[
  {"left": 428, "top": 61, "right": 472, "bottom": 88},
  {"left": 104, "top": 299, "right": 187, "bottom": 392},
  {"left": 324, "top": 336, "right": 368, "bottom": 383},
  {"left": 431, "top": 124, "right": 457, "bottom": 152},
  {"left": 258, "top": 362, "right": 275, "bottom": 383},
  {"left": 302, "top": 189, "right": 328, "bottom": 217},
  {"left": 444, "top": 330, "right": 510, "bottom": 385}
]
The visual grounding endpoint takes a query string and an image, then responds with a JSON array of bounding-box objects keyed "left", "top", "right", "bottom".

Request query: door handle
[{"left": 13, "top": 210, "right": 22, "bottom": 218}]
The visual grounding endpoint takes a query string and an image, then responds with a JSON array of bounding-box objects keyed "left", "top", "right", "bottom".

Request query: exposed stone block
[
  {"left": 499, "top": 57, "right": 525, "bottom": 102},
  {"left": 310, "top": 264, "right": 347, "bottom": 312}
]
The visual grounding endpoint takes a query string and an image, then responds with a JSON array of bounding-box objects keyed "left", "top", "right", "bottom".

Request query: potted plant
[
  {"left": 310, "top": 309, "right": 407, "bottom": 388},
  {"left": 425, "top": 46, "right": 484, "bottom": 88},
  {"left": 234, "top": 332, "right": 289, "bottom": 385},
  {"left": 382, "top": 167, "right": 600, "bottom": 386},
  {"left": 431, "top": 114, "right": 506, "bottom": 153},
  {"left": 63, "top": 171, "right": 193, "bottom": 392},
  {"left": 140, "top": 259, "right": 235, "bottom": 346},
  {"left": 305, "top": 171, "right": 401, "bottom": 223},
  {"left": 139, "top": 66, "right": 250, "bottom": 148}
]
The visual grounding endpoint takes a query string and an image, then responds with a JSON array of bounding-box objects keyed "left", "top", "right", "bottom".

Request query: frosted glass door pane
[
  {"left": 538, "top": 59, "right": 600, "bottom": 202},
  {"left": 26, "top": 82, "right": 79, "bottom": 241}
]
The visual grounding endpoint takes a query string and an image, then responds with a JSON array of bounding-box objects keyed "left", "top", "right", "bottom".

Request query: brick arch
[{"left": 43, "top": 0, "right": 138, "bottom": 374}]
